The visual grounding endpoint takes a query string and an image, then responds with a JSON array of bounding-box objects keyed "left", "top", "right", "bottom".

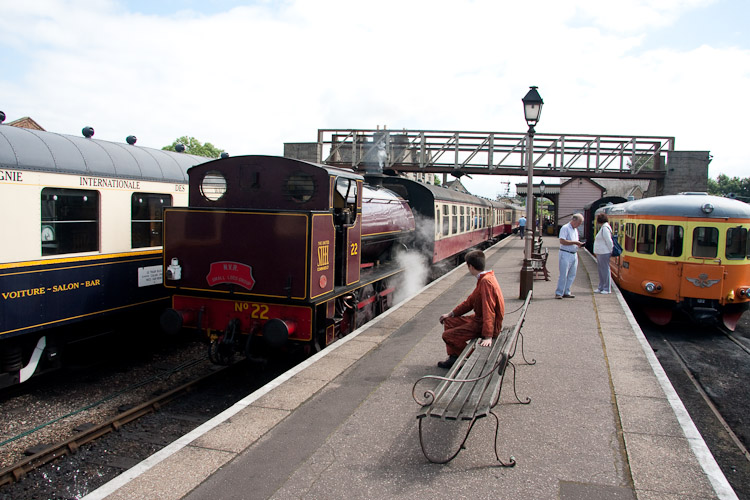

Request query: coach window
[
  {"left": 41, "top": 188, "right": 99, "bottom": 256},
  {"left": 443, "top": 204, "right": 450, "bottom": 236},
  {"left": 725, "top": 226, "right": 748, "bottom": 259},
  {"left": 624, "top": 223, "right": 636, "bottom": 252},
  {"left": 692, "top": 227, "right": 718, "bottom": 258},
  {"left": 656, "top": 225, "right": 684, "bottom": 257},
  {"left": 132, "top": 194, "right": 173, "bottom": 248},
  {"left": 636, "top": 224, "right": 655, "bottom": 254}
]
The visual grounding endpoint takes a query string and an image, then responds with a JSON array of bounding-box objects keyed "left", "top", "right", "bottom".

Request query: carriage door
[
  {"left": 681, "top": 224, "right": 724, "bottom": 300},
  {"left": 334, "top": 177, "right": 361, "bottom": 286}
]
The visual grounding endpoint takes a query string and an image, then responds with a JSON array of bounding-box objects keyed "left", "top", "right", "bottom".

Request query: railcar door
[{"left": 680, "top": 223, "right": 725, "bottom": 300}]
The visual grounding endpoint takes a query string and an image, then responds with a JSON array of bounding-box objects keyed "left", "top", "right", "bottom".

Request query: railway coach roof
[
  {"left": 604, "top": 193, "right": 750, "bottom": 218},
  {"left": 0, "top": 125, "right": 211, "bottom": 182}
]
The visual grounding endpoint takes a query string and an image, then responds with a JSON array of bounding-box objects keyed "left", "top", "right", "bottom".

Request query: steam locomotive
[
  {"left": 596, "top": 193, "right": 750, "bottom": 330},
  {"left": 160, "top": 155, "right": 518, "bottom": 361}
]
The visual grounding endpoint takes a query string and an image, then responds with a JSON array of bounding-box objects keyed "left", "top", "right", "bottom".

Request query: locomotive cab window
[
  {"left": 132, "top": 193, "right": 173, "bottom": 248},
  {"left": 200, "top": 170, "right": 228, "bottom": 202},
  {"left": 41, "top": 188, "right": 99, "bottom": 256},
  {"left": 725, "top": 226, "right": 748, "bottom": 260},
  {"left": 286, "top": 172, "right": 316, "bottom": 203},
  {"left": 692, "top": 227, "right": 718, "bottom": 258},
  {"left": 656, "top": 225, "right": 684, "bottom": 257},
  {"left": 334, "top": 177, "right": 357, "bottom": 225}
]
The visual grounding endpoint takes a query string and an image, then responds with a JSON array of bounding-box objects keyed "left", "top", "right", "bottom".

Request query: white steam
[{"left": 393, "top": 250, "right": 431, "bottom": 304}]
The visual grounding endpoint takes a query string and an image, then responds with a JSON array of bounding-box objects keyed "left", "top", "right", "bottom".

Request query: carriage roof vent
[{"left": 82, "top": 126, "right": 94, "bottom": 138}]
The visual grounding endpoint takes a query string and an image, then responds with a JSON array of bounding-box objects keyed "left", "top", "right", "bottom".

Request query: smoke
[{"left": 393, "top": 250, "right": 430, "bottom": 304}]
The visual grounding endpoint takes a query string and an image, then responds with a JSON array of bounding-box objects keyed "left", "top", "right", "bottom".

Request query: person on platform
[
  {"left": 437, "top": 250, "right": 505, "bottom": 369},
  {"left": 518, "top": 215, "right": 526, "bottom": 239},
  {"left": 593, "top": 212, "right": 614, "bottom": 294},
  {"left": 555, "top": 213, "right": 585, "bottom": 299}
]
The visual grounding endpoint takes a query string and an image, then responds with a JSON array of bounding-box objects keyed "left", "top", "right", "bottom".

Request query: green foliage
[
  {"left": 433, "top": 175, "right": 441, "bottom": 186},
  {"left": 708, "top": 174, "right": 750, "bottom": 201},
  {"left": 163, "top": 136, "right": 223, "bottom": 158}
]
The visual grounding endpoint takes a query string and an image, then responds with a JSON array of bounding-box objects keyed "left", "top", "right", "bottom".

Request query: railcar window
[
  {"left": 691, "top": 227, "right": 718, "bottom": 258},
  {"left": 452, "top": 206, "right": 458, "bottom": 235},
  {"left": 624, "top": 223, "right": 636, "bottom": 252},
  {"left": 287, "top": 172, "right": 316, "bottom": 203},
  {"left": 725, "top": 226, "right": 748, "bottom": 259},
  {"left": 132, "top": 194, "right": 173, "bottom": 248},
  {"left": 636, "top": 224, "right": 655, "bottom": 254},
  {"left": 460, "top": 206, "right": 465, "bottom": 232},
  {"left": 41, "top": 188, "right": 99, "bottom": 256},
  {"left": 200, "top": 170, "right": 227, "bottom": 201},
  {"left": 656, "top": 225, "right": 684, "bottom": 257},
  {"left": 443, "top": 204, "right": 449, "bottom": 236}
]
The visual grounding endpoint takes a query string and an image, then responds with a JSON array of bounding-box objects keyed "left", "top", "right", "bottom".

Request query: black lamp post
[
  {"left": 519, "top": 86, "right": 544, "bottom": 299},
  {"left": 538, "top": 180, "right": 546, "bottom": 237}
]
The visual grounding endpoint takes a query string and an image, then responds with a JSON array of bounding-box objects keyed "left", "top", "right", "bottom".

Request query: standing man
[
  {"left": 555, "top": 213, "right": 585, "bottom": 299},
  {"left": 437, "top": 250, "right": 505, "bottom": 369},
  {"left": 518, "top": 215, "right": 526, "bottom": 239}
]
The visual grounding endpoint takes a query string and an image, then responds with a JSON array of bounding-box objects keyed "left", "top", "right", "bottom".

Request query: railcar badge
[{"left": 686, "top": 273, "right": 720, "bottom": 288}]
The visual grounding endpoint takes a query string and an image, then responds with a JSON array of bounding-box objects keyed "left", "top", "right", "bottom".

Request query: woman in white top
[{"left": 593, "top": 213, "right": 614, "bottom": 293}]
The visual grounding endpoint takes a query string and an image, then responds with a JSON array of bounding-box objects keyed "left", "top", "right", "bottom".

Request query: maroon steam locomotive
[{"left": 160, "top": 155, "right": 514, "bottom": 362}]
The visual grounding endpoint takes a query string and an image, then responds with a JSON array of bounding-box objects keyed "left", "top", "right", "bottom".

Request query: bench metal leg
[
  {"left": 512, "top": 331, "right": 536, "bottom": 366},
  {"left": 418, "top": 416, "right": 479, "bottom": 464},
  {"left": 508, "top": 360, "right": 531, "bottom": 405},
  {"left": 489, "top": 410, "right": 516, "bottom": 467}
]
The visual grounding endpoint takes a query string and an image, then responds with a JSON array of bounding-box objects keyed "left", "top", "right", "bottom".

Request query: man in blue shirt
[
  {"left": 555, "top": 213, "right": 585, "bottom": 299},
  {"left": 518, "top": 216, "right": 526, "bottom": 239}
]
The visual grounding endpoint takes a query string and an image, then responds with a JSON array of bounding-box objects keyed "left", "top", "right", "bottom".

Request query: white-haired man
[{"left": 555, "top": 213, "right": 585, "bottom": 299}]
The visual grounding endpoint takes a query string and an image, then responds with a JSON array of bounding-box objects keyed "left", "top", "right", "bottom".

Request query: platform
[{"left": 82, "top": 236, "right": 737, "bottom": 500}]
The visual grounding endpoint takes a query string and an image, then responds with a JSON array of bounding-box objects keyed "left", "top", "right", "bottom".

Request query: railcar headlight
[
  {"left": 642, "top": 281, "right": 663, "bottom": 294},
  {"left": 701, "top": 203, "right": 714, "bottom": 214}
]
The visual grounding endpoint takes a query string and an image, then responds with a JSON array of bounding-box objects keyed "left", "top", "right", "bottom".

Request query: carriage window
[
  {"left": 460, "top": 206, "right": 465, "bottom": 232},
  {"left": 624, "top": 223, "right": 636, "bottom": 252},
  {"left": 636, "top": 224, "right": 655, "bottom": 254},
  {"left": 656, "top": 225, "right": 683, "bottom": 257},
  {"left": 200, "top": 170, "right": 227, "bottom": 201},
  {"left": 452, "top": 205, "right": 458, "bottom": 234},
  {"left": 132, "top": 194, "right": 172, "bottom": 248},
  {"left": 692, "top": 227, "right": 718, "bottom": 258},
  {"left": 41, "top": 188, "right": 99, "bottom": 256},
  {"left": 443, "top": 204, "right": 450, "bottom": 236},
  {"left": 435, "top": 206, "right": 441, "bottom": 237},
  {"left": 725, "top": 226, "right": 748, "bottom": 259}
]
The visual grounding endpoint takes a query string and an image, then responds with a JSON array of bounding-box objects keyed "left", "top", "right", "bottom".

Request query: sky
[{"left": 1, "top": 0, "right": 748, "bottom": 199}]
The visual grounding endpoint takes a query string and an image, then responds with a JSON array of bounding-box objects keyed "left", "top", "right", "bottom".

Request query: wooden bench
[
  {"left": 412, "top": 292, "right": 534, "bottom": 465},
  {"left": 531, "top": 248, "right": 550, "bottom": 281}
]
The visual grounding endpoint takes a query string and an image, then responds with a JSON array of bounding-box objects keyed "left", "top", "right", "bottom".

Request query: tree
[
  {"left": 163, "top": 136, "right": 224, "bottom": 158},
  {"left": 708, "top": 174, "right": 750, "bottom": 201}
]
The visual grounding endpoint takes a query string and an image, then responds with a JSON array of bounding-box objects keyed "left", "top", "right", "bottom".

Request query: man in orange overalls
[{"left": 437, "top": 249, "right": 505, "bottom": 369}]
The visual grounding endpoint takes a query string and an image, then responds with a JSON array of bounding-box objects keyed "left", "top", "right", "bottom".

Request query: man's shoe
[
  {"left": 555, "top": 295, "right": 563, "bottom": 299},
  {"left": 563, "top": 294, "right": 576, "bottom": 298},
  {"left": 437, "top": 355, "right": 458, "bottom": 369}
]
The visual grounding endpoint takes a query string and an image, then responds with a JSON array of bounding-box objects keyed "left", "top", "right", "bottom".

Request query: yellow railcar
[{"left": 596, "top": 193, "right": 750, "bottom": 330}]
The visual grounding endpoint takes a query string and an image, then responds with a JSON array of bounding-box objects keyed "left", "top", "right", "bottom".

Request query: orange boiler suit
[{"left": 442, "top": 271, "right": 505, "bottom": 357}]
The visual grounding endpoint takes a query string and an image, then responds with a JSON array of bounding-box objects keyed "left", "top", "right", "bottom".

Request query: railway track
[{"left": 640, "top": 314, "right": 750, "bottom": 498}]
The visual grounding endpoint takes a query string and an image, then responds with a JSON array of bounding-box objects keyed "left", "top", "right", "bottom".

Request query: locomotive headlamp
[
  {"left": 166, "top": 258, "right": 182, "bottom": 280},
  {"left": 701, "top": 203, "right": 714, "bottom": 214}
]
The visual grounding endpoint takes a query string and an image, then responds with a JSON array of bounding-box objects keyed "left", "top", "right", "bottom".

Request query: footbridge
[{"left": 315, "top": 128, "right": 674, "bottom": 180}]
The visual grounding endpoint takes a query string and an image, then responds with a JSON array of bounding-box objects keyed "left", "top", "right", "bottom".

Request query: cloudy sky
[{"left": 1, "top": 0, "right": 748, "bottom": 199}]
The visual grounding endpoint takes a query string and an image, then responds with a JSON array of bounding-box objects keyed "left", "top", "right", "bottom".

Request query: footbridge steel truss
[{"left": 318, "top": 129, "right": 675, "bottom": 180}]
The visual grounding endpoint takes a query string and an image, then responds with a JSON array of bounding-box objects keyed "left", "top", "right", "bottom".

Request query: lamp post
[
  {"left": 519, "top": 86, "right": 543, "bottom": 300},
  {"left": 538, "top": 180, "right": 546, "bottom": 237}
]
